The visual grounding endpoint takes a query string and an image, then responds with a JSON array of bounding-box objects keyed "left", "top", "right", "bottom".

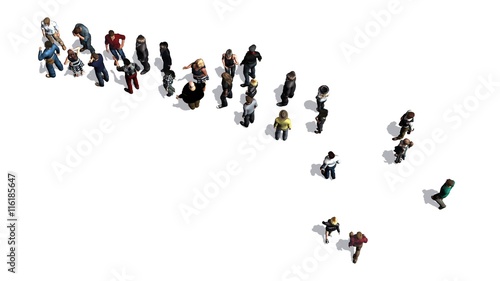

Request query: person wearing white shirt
[
  {"left": 41, "top": 17, "right": 66, "bottom": 50},
  {"left": 320, "top": 151, "right": 340, "bottom": 179}
]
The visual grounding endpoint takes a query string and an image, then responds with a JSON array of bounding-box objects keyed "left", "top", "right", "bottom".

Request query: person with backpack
[
  {"left": 117, "top": 58, "right": 141, "bottom": 94},
  {"left": 392, "top": 110, "right": 415, "bottom": 140}
]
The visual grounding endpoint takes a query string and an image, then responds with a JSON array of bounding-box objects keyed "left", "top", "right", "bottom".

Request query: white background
[{"left": 1, "top": 0, "right": 500, "bottom": 280}]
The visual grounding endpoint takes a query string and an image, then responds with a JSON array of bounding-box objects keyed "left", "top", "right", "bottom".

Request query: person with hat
[
  {"left": 316, "top": 85, "right": 330, "bottom": 111},
  {"left": 240, "top": 44, "right": 262, "bottom": 87}
]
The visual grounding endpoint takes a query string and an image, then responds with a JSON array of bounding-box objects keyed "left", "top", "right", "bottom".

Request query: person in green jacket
[{"left": 431, "top": 179, "right": 455, "bottom": 209}]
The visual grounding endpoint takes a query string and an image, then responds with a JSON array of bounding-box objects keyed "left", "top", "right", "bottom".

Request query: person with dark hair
[
  {"left": 217, "top": 72, "right": 233, "bottom": 109},
  {"left": 41, "top": 17, "right": 66, "bottom": 50},
  {"left": 320, "top": 151, "right": 340, "bottom": 179},
  {"left": 117, "top": 58, "right": 141, "bottom": 94},
  {"left": 159, "top": 42, "right": 172, "bottom": 73},
  {"left": 135, "top": 35, "right": 150, "bottom": 75},
  {"left": 176, "top": 81, "right": 205, "bottom": 110},
  {"left": 349, "top": 231, "right": 368, "bottom": 264},
  {"left": 431, "top": 179, "right": 456, "bottom": 210},
  {"left": 163, "top": 70, "right": 176, "bottom": 97},
  {"left": 72, "top": 23, "right": 95, "bottom": 53},
  {"left": 322, "top": 217, "right": 340, "bottom": 244},
  {"left": 88, "top": 52, "right": 109, "bottom": 87},
  {"left": 240, "top": 96, "right": 258, "bottom": 127},
  {"left": 222, "top": 49, "right": 238, "bottom": 78},
  {"left": 316, "top": 85, "right": 329, "bottom": 111},
  {"left": 240, "top": 44, "right": 262, "bottom": 87},
  {"left": 246, "top": 79, "right": 258, "bottom": 98},
  {"left": 392, "top": 110, "right": 415, "bottom": 140},
  {"left": 274, "top": 110, "right": 291, "bottom": 141},
  {"left": 64, "top": 48, "right": 85, "bottom": 77},
  {"left": 277, "top": 71, "right": 296, "bottom": 106},
  {"left": 183, "top": 59, "right": 209, "bottom": 84},
  {"left": 38, "top": 41, "right": 63, "bottom": 78},
  {"left": 315, "top": 109, "right": 328, "bottom": 134},
  {"left": 105, "top": 30, "right": 126, "bottom": 66},
  {"left": 394, "top": 138, "right": 413, "bottom": 163}
]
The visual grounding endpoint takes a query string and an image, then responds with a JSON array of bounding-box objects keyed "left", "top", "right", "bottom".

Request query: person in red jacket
[
  {"left": 349, "top": 231, "right": 368, "bottom": 264},
  {"left": 105, "top": 30, "right": 126, "bottom": 66}
]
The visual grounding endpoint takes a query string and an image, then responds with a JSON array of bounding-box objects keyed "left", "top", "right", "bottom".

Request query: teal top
[{"left": 439, "top": 182, "right": 455, "bottom": 198}]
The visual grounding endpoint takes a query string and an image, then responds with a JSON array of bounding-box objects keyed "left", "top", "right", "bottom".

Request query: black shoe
[
  {"left": 315, "top": 130, "right": 321, "bottom": 134},
  {"left": 240, "top": 84, "right": 248, "bottom": 87},
  {"left": 438, "top": 206, "right": 445, "bottom": 210},
  {"left": 140, "top": 69, "right": 149, "bottom": 75},
  {"left": 124, "top": 88, "right": 132, "bottom": 94},
  {"left": 277, "top": 102, "right": 284, "bottom": 106},
  {"left": 392, "top": 137, "right": 399, "bottom": 141},
  {"left": 240, "top": 121, "right": 248, "bottom": 127},
  {"left": 325, "top": 239, "right": 329, "bottom": 244}
]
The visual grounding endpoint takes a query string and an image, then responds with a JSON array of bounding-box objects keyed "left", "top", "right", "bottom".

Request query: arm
[
  {"left": 287, "top": 119, "right": 291, "bottom": 130},
  {"left": 257, "top": 52, "right": 262, "bottom": 61},
  {"left": 41, "top": 23, "right": 45, "bottom": 36},
  {"left": 120, "top": 38, "right": 125, "bottom": 49},
  {"left": 222, "top": 54, "right": 226, "bottom": 68},
  {"left": 105, "top": 36, "right": 110, "bottom": 52},
  {"left": 201, "top": 68, "right": 208, "bottom": 76},
  {"left": 242, "top": 105, "right": 248, "bottom": 117},
  {"left": 233, "top": 54, "right": 239, "bottom": 65},
  {"left": 337, "top": 224, "right": 340, "bottom": 234},
  {"left": 182, "top": 63, "right": 192, "bottom": 70},
  {"left": 64, "top": 56, "right": 69, "bottom": 65},
  {"left": 37, "top": 48, "right": 44, "bottom": 61}
]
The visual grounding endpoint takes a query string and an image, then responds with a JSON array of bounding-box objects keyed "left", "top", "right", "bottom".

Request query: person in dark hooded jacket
[
  {"left": 240, "top": 44, "right": 262, "bottom": 87},
  {"left": 176, "top": 81, "right": 205, "bottom": 110},
  {"left": 277, "top": 71, "right": 296, "bottom": 106},
  {"left": 136, "top": 35, "right": 150, "bottom": 75}
]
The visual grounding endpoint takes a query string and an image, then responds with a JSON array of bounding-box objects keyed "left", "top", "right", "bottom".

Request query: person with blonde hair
[
  {"left": 274, "top": 110, "right": 292, "bottom": 141},
  {"left": 40, "top": 17, "right": 66, "bottom": 50},
  {"left": 217, "top": 72, "right": 233, "bottom": 109},
  {"left": 246, "top": 79, "right": 258, "bottom": 98},
  {"left": 183, "top": 58, "right": 209, "bottom": 84},
  {"left": 349, "top": 231, "right": 368, "bottom": 264},
  {"left": 322, "top": 217, "right": 340, "bottom": 244}
]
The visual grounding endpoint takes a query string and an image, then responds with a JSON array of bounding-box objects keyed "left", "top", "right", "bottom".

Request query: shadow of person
[
  {"left": 304, "top": 100, "right": 317, "bottom": 111},
  {"left": 387, "top": 121, "right": 400, "bottom": 137},
  {"left": 382, "top": 150, "right": 395, "bottom": 164},
  {"left": 39, "top": 62, "right": 46, "bottom": 74},
  {"left": 173, "top": 99, "right": 192, "bottom": 111},
  {"left": 265, "top": 124, "right": 275, "bottom": 138},
  {"left": 233, "top": 111, "right": 241, "bottom": 125},
  {"left": 336, "top": 239, "right": 354, "bottom": 256},
  {"left": 306, "top": 121, "right": 316, "bottom": 133},
  {"left": 236, "top": 64, "right": 245, "bottom": 84},
  {"left": 312, "top": 225, "right": 324, "bottom": 238},
  {"left": 422, "top": 189, "right": 441, "bottom": 209},
  {"left": 154, "top": 58, "right": 162, "bottom": 71},
  {"left": 274, "top": 84, "right": 284, "bottom": 103},
  {"left": 215, "top": 66, "right": 225, "bottom": 77},
  {"left": 158, "top": 85, "right": 167, "bottom": 98},
  {"left": 178, "top": 72, "right": 192, "bottom": 82},
  {"left": 213, "top": 85, "right": 222, "bottom": 104},
  {"left": 310, "top": 164, "right": 323, "bottom": 177}
]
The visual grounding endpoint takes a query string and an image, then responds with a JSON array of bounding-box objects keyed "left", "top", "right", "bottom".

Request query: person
[
  {"left": 183, "top": 59, "right": 209, "bottom": 84},
  {"left": 394, "top": 138, "right": 413, "bottom": 163},
  {"left": 222, "top": 49, "right": 238, "bottom": 78},
  {"left": 240, "top": 44, "right": 262, "bottom": 87},
  {"left": 64, "top": 48, "right": 85, "bottom": 77},
  {"left": 246, "top": 79, "right": 258, "bottom": 98},
  {"left": 176, "top": 81, "right": 205, "bottom": 110},
  {"left": 431, "top": 179, "right": 455, "bottom": 210},
  {"left": 349, "top": 231, "right": 368, "bottom": 264},
  {"left": 105, "top": 30, "right": 126, "bottom": 66},
  {"left": 159, "top": 42, "right": 172, "bottom": 73},
  {"left": 217, "top": 72, "right": 233, "bottom": 109},
  {"left": 72, "top": 23, "right": 95, "bottom": 53},
  {"left": 316, "top": 85, "right": 329, "bottom": 111},
  {"left": 240, "top": 96, "right": 258, "bottom": 127},
  {"left": 40, "top": 17, "right": 66, "bottom": 50},
  {"left": 315, "top": 109, "right": 328, "bottom": 134},
  {"left": 277, "top": 71, "right": 296, "bottom": 106},
  {"left": 320, "top": 151, "right": 340, "bottom": 179},
  {"left": 322, "top": 217, "right": 340, "bottom": 244},
  {"left": 274, "top": 110, "right": 292, "bottom": 141},
  {"left": 116, "top": 58, "right": 141, "bottom": 94},
  {"left": 135, "top": 35, "right": 150, "bottom": 75},
  {"left": 392, "top": 110, "right": 415, "bottom": 140},
  {"left": 88, "top": 53, "right": 109, "bottom": 87},
  {"left": 38, "top": 41, "right": 63, "bottom": 78},
  {"left": 163, "top": 70, "right": 176, "bottom": 97}
]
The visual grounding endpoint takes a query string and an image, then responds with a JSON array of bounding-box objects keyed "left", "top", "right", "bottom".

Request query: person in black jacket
[
  {"left": 315, "top": 109, "right": 328, "bottom": 134},
  {"left": 246, "top": 79, "right": 258, "bottom": 98},
  {"left": 277, "top": 71, "right": 296, "bottom": 106},
  {"left": 176, "top": 81, "right": 205, "bottom": 110},
  {"left": 159, "top": 41, "right": 172, "bottom": 73},
  {"left": 240, "top": 44, "right": 262, "bottom": 87},
  {"left": 392, "top": 110, "right": 415, "bottom": 140},
  {"left": 217, "top": 72, "right": 233, "bottom": 109},
  {"left": 322, "top": 217, "right": 340, "bottom": 244},
  {"left": 136, "top": 35, "right": 150, "bottom": 75}
]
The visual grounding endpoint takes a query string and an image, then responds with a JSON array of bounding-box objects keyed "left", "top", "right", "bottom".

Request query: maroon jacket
[{"left": 349, "top": 234, "right": 368, "bottom": 247}]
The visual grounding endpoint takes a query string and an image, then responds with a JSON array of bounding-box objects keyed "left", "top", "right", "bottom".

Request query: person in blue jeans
[
  {"left": 88, "top": 53, "right": 109, "bottom": 87},
  {"left": 320, "top": 151, "right": 340, "bottom": 180},
  {"left": 72, "top": 23, "right": 95, "bottom": 53},
  {"left": 38, "top": 41, "right": 63, "bottom": 78},
  {"left": 240, "top": 44, "right": 262, "bottom": 87}
]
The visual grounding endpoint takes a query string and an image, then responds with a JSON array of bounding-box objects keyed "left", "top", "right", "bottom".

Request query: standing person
[
  {"left": 222, "top": 49, "right": 238, "bottom": 78},
  {"left": 315, "top": 109, "right": 328, "bottom": 134},
  {"left": 240, "top": 96, "right": 258, "bottom": 127},
  {"left": 320, "top": 151, "right": 340, "bottom": 180},
  {"left": 274, "top": 110, "right": 292, "bottom": 141},
  {"left": 349, "top": 231, "right": 368, "bottom": 264},
  {"left": 431, "top": 179, "right": 456, "bottom": 210},
  {"left": 394, "top": 138, "right": 413, "bottom": 164},
  {"left": 183, "top": 59, "right": 209, "bottom": 84},
  {"left": 105, "top": 30, "right": 126, "bottom": 66},
  {"left": 38, "top": 41, "right": 63, "bottom": 78},
  {"left": 162, "top": 70, "right": 176, "bottom": 97},
  {"left": 72, "top": 23, "right": 95, "bottom": 53},
  {"left": 40, "top": 17, "right": 66, "bottom": 50},
  {"left": 64, "top": 48, "right": 85, "bottom": 77},
  {"left": 322, "top": 217, "right": 340, "bottom": 244},
  {"left": 277, "top": 71, "right": 296, "bottom": 106},
  {"left": 217, "top": 72, "right": 233, "bottom": 109},
  {"left": 246, "top": 79, "right": 258, "bottom": 98},
  {"left": 316, "top": 85, "right": 329, "bottom": 111},
  {"left": 159, "top": 42, "right": 172, "bottom": 73},
  {"left": 392, "top": 110, "right": 415, "bottom": 140},
  {"left": 116, "top": 58, "right": 141, "bottom": 94},
  {"left": 240, "top": 44, "right": 262, "bottom": 87},
  {"left": 176, "top": 81, "right": 205, "bottom": 110},
  {"left": 135, "top": 35, "right": 150, "bottom": 75},
  {"left": 88, "top": 53, "right": 109, "bottom": 87}
]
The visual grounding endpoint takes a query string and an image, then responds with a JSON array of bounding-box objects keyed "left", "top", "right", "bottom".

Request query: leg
[
  {"left": 46, "top": 63, "right": 56, "bottom": 77},
  {"left": 323, "top": 167, "right": 330, "bottom": 179},
  {"left": 86, "top": 35, "right": 95, "bottom": 53},
  {"left": 195, "top": 100, "right": 200, "bottom": 108},
  {"left": 117, "top": 48, "right": 126, "bottom": 60},
  {"left": 275, "top": 128, "right": 281, "bottom": 140},
  {"left": 141, "top": 59, "right": 150, "bottom": 73},
  {"left": 278, "top": 94, "right": 288, "bottom": 106},
  {"left": 249, "top": 63, "right": 256, "bottom": 78},
  {"left": 125, "top": 75, "right": 133, "bottom": 93},
  {"left": 240, "top": 115, "right": 250, "bottom": 127},
  {"left": 325, "top": 230, "right": 330, "bottom": 243},
  {"left": 353, "top": 246, "right": 362, "bottom": 263},
  {"left": 249, "top": 112, "right": 255, "bottom": 124},
  {"left": 52, "top": 33, "right": 65, "bottom": 49},
  {"left": 131, "top": 73, "right": 139, "bottom": 89},
  {"left": 188, "top": 103, "right": 196, "bottom": 110},
  {"left": 432, "top": 194, "right": 446, "bottom": 209},
  {"left": 45, "top": 34, "right": 55, "bottom": 44},
  {"left": 219, "top": 94, "right": 227, "bottom": 108},
  {"left": 95, "top": 71, "right": 104, "bottom": 86},
  {"left": 228, "top": 88, "right": 233, "bottom": 99},
  {"left": 54, "top": 57, "right": 64, "bottom": 71},
  {"left": 230, "top": 66, "right": 235, "bottom": 78},
  {"left": 102, "top": 68, "right": 109, "bottom": 82},
  {"left": 316, "top": 119, "right": 325, "bottom": 134},
  {"left": 330, "top": 167, "right": 336, "bottom": 179},
  {"left": 393, "top": 127, "right": 409, "bottom": 140},
  {"left": 242, "top": 65, "right": 250, "bottom": 86},
  {"left": 110, "top": 49, "right": 120, "bottom": 61},
  {"left": 283, "top": 129, "right": 288, "bottom": 141}
]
